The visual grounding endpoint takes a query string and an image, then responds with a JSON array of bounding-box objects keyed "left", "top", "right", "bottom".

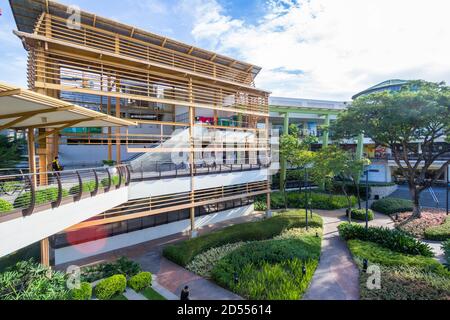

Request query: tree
[
  {"left": 310, "top": 146, "right": 369, "bottom": 221},
  {"left": 0, "top": 134, "right": 25, "bottom": 168},
  {"left": 279, "top": 124, "right": 315, "bottom": 208},
  {"left": 332, "top": 80, "right": 450, "bottom": 218}
]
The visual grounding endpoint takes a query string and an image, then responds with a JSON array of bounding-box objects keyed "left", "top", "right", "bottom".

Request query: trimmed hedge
[
  {"left": 443, "top": 239, "right": 450, "bottom": 267},
  {"left": 255, "top": 191, "right": 356, "bottom": 211},
  {"left": 338, "top": 223, "right": 433, "bottom": 257},
  {"left": 0, "top": 199, "right": 13, "bottom": 213},
  {"left": 163, "top": 211, "right": 323, "bottom": 266},
  {"left": 424, "top": 218, "right": 450, "bottom": 241},
  {"left": 370, "top": 197, "right": 413, "bottom": 215},
  {"left": 128, "top": 271, "right": 152, "bottom": 292},
  {"left": 70, "top": 282, "right": 92, "bottom": 300},
  {"left": 95, "top": 274, "right": 127, "bottom": 300},
  {"left": 350, "top": 208, "right": 374, "bottom": 221},
  {"left": 101, "top": 175, "right": 120, "bottom": 187},
  {"left": 69, "top": 181, "right": 97, "bottom": 195},
  {"left": 13, "top": 187, "right": 69, "bottom": 208}
]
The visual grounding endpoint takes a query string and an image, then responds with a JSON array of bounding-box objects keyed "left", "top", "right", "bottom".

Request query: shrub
[
  {"left": 424, "top": 218, "right": 450, "bottom": 241},
  {"left": 254, "top": 201, "right": 267, "bottom": 211},
  {"left": 347, "top": 240, "right": 449, "bottom": 277},
  {"left": 70, "top": 282, "right": 92, "bottom": 300},
  {"left": 69, "top": 181, "right": 97, "bottom": 195},
  {"left": 350, "top": 208, "right": 374, "bottom": 221},
  {"left": 273, "top": 227, "right": 322, "bottom": 240},
  {"left": 13, "top": 187, "right": 69, "bottom": 208},
  {"left": 128, "top": 272, "right": 152, "bottom": 292},
  {"left": 0, "top": 199, "right": 13, "bottom": 213},
  {"left": 211, "top": 234, "right": 322, "bottom": 300},
  {"left": 95, "top": 274, "right": 127, "bottom": 300},
  {"left": 338, "top": 223, "right": 433, "bottom": 257},
  {"left": 0, "top": 259, "right": 69, "bottom": 300},
  {"left": 80, "top": 257, "right": 141, "bottom": 283},
  {"left": 100, "top": 175, "right": 120, "bottom": 187},
  {"left": 443, "top": 239, "right": 450, "bottom": 268},
  {"left": 163, "top": 211, "right": 323, "bottom": 266},
  {"left": 370, "top": 197, "right": 413, "bottom": 215},
  {"left": 186, "top": 242, "right": 246, "bottom": 278},
  {"left": 255, "top": 191, "right": 356, "bottom": 210}
]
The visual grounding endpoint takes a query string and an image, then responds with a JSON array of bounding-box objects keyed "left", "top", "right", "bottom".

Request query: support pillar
[
  {"left": 115, "top": 82, "right": 121, "bottom": 164},
  {"left": 107, "top": 96, "right": 112, "bottom": 161},
  {"left": 40, "top": 237, "right": 50, "bottom": 267},
  {"left": 356, "top": 133, "right": 364, "bottom": 160},
  {"left": 188, "top": 78, "right": 197, "bottom": 238},
  {"left": 280, "top": 113, "right": 289, "bottom": 191},
  {"left": 27, "top": 128, "right": 37, "bottom": 187},
  {"left": 322, "top": 113, "right": 330, "bottom": 147}
]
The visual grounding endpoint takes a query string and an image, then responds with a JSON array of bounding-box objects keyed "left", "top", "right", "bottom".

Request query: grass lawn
[
  {"left": 424, "top": 217, "right": 450, "bottom": 241},
  {"left": 346, "top": 239, "right": 450, "bottom": 300},
  {"left": 141, "top": 287, "right": 166, "bottom": 300}
]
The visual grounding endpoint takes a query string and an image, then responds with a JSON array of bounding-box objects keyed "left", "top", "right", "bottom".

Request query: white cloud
[{"left": 185, "top": 0, "right": 450, "bottom": 100}]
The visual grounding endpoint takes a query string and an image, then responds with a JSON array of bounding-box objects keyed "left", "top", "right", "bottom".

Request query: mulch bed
[{"left": 394, "top": 209, "right": 446, "bottom": 238}]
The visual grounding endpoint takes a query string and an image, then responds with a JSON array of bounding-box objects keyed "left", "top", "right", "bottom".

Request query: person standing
[
  {"left": 51, "top": 156, "right": 63, "bottom": 172},
  {"left": 180, "top": 286, "right": 190, "bottom": 301}
]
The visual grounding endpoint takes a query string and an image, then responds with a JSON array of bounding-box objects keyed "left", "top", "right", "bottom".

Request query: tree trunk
[
  {"left": 283, "top": 180, "right": 288, "bottom": 210},
  {"left": 354, "top": 181, "right": 362, "bottom": 209},
  {"left": 341, "top": 184, "right": 352, "bottom": 223},
  {"left": 408, "top": 184, "right": 422, "bottom": 218}
]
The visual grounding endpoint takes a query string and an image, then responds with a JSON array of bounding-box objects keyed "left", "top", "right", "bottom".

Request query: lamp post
[
  {"left": 446, "top": 163, "right": 449, "bottom": 216},
  {"left": 304, "top": 167, "right": 309, "bottom": 230},
  {"left": 363, "top": 166, "right": 379, "bottom": 231}
]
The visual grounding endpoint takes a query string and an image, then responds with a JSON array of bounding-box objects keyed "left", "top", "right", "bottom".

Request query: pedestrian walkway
[{"left": 303, "top": 209, "right": 360, "bottom": 300}]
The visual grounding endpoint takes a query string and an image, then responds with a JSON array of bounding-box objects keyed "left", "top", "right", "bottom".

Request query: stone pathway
[{"left": 303, "top": 209, "right": 360, "bottom": 300}]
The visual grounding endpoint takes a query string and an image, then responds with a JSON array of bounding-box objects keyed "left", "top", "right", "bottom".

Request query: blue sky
[{"left": 1, "top": 0, "right": 449, "bottom": 100}]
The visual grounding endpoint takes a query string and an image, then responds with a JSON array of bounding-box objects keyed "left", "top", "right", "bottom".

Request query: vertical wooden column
[
  {"left": 322, "top": 113, "right": 330, "bottom": 147},
  {"left": 115, "top": 79, "right": 121, "bottom": 163},
  {"left": 40, "top": 237, "right": 50, "bottom": 267},
  {"left": 188, "top": 78, "right": 196, "bottom": 236},
  {"left": 280, "top": 112, "right": 289, "bottom": 191},
  {"left": 265, "top": 117, "right": 272, "bottom": 218},
  {"left": 107, "top": 95, "right": 112, "bottom": 161}
]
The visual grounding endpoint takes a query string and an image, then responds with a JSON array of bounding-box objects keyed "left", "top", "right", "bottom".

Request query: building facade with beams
[{"left": 7, "top": 0, "right": 273, "bottom": 265}]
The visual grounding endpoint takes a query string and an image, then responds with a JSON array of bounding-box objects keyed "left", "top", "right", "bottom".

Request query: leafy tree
[
  {"left": 310, "top": 146, "right": 369, "bottom": 221},
  {"left": 0, "top": 134, "right": 25, "bottom": 168},
  {"left": 332, "top": 80, "right": 450, "bottom": 218}
]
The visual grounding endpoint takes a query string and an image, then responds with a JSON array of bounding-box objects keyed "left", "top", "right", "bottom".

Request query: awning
[{"left": 0, "top": 82, "right": 136, "bottom": 130}]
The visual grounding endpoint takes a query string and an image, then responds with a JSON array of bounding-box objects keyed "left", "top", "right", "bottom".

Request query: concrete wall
[
  {"left": 0, "top": 188, "right": 129, "bottom": 258},
  {"left": 55, "top": 204, "right": 255, "bottom": 265}
]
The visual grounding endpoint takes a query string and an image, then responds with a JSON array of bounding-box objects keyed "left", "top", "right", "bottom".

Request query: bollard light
[
  {"left": 395, "top": 213, "right": 399, "bottom": 221},
  {"left": 362, "top": 259, "right": 368, "bottom": 273},
  {"left": 302, "top": 265, "right": 306, "bottom": 276},
  {"left": 315, "top": 232, "right": 319, "bottom": 238},
  {"left": 234, "top": 272, "right": 239, "bottom": 285}
]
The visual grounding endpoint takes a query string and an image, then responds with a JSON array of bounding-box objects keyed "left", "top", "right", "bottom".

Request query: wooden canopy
[{"left": 0, "top": 82, "right": 136, "bottom": 131}]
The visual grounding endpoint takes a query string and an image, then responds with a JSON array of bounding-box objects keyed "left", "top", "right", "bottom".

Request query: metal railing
[{"left": 0, "top": 164, "right": 130, "bottom": 217}]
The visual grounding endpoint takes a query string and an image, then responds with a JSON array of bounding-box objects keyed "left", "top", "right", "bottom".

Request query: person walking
[
  {"left": 180, "top": 286, "right": 190, "bottom": 301},
  {"left": 51, "top": 156, "right": 63, "bottom": 172}
]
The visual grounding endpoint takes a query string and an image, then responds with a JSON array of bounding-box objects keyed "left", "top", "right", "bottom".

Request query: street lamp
[
  {"left": 446, "top": 163, "right": 449, "bottom": 216},
  {"left": 304, "top": 167, "right": 309, "bottom": 230},
  {"left": 363, "top": 166, "right": 379, "bottom": 231}
]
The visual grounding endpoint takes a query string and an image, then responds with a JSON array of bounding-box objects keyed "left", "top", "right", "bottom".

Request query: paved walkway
[
  {"left": 303, "top": 209, "right": 360, "bottom": 300},
  {"left": 57, "top": 214, "right": 263, "bottom": 300}
]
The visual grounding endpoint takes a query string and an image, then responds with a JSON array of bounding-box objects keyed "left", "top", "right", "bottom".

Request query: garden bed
[
  {"left": 165, "top": 211, "right": 323, "bottom": 300},
  {"left": 394, "top": 210, "right": 448, "bottom": 240}
]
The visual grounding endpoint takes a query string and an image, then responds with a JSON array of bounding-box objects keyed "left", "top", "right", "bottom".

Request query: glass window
[
  {"left": 127, "top": 218, "right": 142, "bottom": 232},
  {"left": 154, "top": 213, "right": 168, "bottom": 226},
  {"left": 142, "top": 215, "right": 155, "bottom": 228}
]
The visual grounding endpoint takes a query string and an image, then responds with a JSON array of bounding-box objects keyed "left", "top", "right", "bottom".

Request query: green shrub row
[
  {"left": 70, "top": 282, "right": 92, "bottom": 300},
  {"left": 95, "top": 274, "right": 127, "bottom": 300},
  {"left": 338, "top": 223, "right": 433, "bottom": 257},
  {"left": 128, "top": 271, "right": 152, "bottom": 292},
  {"left": 0, "top": 198, "right": 13, "bottom": 213},
  {"left": 69, "top": 181, "right": 97, "bottom": 195},
  {"left": 424, "top": 218, "right": 450, "bottom": 241},
  {"left": 13, "top": 187, "right": 69, "bottom": 208},
  {"left": 370, "top": 197, "right": 413, "bottom": 215},
  {"left": 163, "top": 211, "right": 323, "bottom": 266},
  {"left": 350, "top": 208, "right": 374, "bottom": 221},
  {"left": 254, "top": 191, "right": 356, "bottom": 211},
  {"left": 80, "top": 257, "right": 141, "bottom": 283},
  {"left": 347, "top": 240, "right": 449, "bottom": 277},
  {"left": 443, "top": 239, "right": 450, "bottom": 268}
]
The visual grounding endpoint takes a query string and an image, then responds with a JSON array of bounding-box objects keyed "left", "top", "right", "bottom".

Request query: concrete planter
[{"left": 369, "top": 184, "right": 398, "bottom": 200}]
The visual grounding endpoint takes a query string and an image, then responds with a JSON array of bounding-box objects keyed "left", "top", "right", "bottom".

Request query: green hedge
[
  {"left": 80, "top": 257, "right": 141, "bottom": 283},
  {"left": 13, "top": 187, "right": 69, "bottom": 208},
  {"left": 347, "top": 239, "right": 449, "bottom": 277},
  {"left": 128, "top": 271, "right": 152, "bottom": 292},
  {"left": 70, "top": 282, "right": 92, "bottom": 300},
  {"left": 350, "top": 208, "right": 374, "bottom": 221},
  {"left": 255, "top": 191, "right": 356, "bottom": 211},
  {"left": 0, "top": 199, "right": 13, "bottom": 213},
  {"left": 69, "top": 181, "right": 97, "bottom": 195},
  {"left": 424, "top": 218, "right": 450, "bottom": 241},
  {"left": 338, "top": 223, "right": 433, "bottom": 257},
  {"left": 100, "top": 175, "right": 120, "bottom": 188},
  {"left": 443, "top": 240, "right": 450, "bottom": 267},
  {"left": 95, "top": 274, "right": 127, "bottom": 300},
  {"left": 163, "top": 211, "right": 323, "bottom": 266},
  {"left": 370, "top": 197, "right": 413, "bottom": 215}
]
